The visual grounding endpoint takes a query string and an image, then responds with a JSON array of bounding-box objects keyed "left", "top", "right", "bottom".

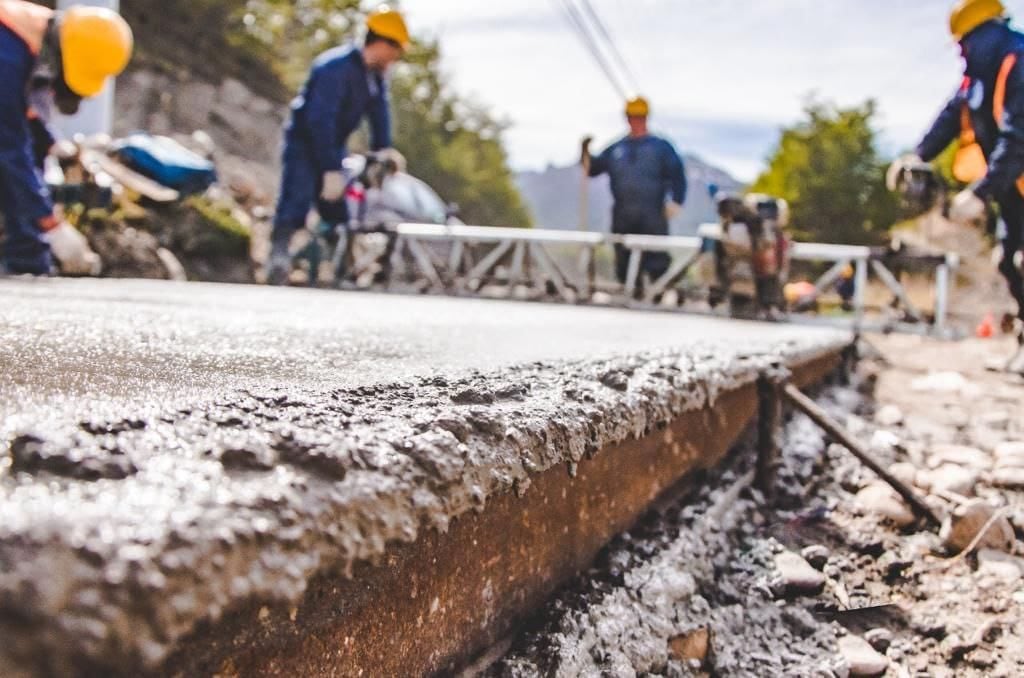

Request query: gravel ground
[{"left": 485, "top": 333, "right": 1024, "bottom": 677}]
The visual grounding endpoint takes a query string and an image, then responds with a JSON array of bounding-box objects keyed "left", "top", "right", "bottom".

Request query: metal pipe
[
  {"left": 782, "top": 383, "right": 942, "bottom": 528},
  {"left": 853, "top": 257, "right": 869, "bottom": 332},
  {"left": 756, "top": 375, "right": 782, "bottom": 498},
  {"left": 935, "top": 263, "right": 950, "bottom": 336}
]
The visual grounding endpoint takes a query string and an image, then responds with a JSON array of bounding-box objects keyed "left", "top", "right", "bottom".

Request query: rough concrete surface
[
  {"left": 488, "top": 387, "right": 859, "bottom": 677},
  {"left": 0, "top": 279, "right": 849, "bottom": 675},
  {"left": 488, "top": 333, "right": 1024, "bottom": 677}
]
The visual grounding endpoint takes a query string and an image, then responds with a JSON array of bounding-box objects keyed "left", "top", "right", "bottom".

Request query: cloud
[{"left": 402, "top": 0, "right": 1020, "bottom": 178}]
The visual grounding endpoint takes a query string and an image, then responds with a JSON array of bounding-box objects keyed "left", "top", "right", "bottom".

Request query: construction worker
[
  {"left": 582, "top": 97, "right": 686, "bottom": 290},
  {"left": 0, "top": 1, "right": 131, "bottom": 276},
  {"left": 267, "top": 5, "right": 409, "bottom": 285},
  {"left": 892, "top": 0, "right": 1024, "bottom": 347}
]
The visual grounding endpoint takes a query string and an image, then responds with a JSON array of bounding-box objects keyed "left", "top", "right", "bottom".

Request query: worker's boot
[
  {"left": 265, "top": 241, "right": 292, "bottom": 287},
  {"left": 1007, "top": 325, "right": 1024, "bottom": 374}
]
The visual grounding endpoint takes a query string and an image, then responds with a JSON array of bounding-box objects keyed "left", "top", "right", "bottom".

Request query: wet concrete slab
[{"left": 0, "top": 278, "right": 851, "bottom": 675}]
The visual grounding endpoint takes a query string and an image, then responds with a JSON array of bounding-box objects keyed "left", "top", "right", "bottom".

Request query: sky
[{"left": 399, "top": 0, "right": 1023, "bottom": 182}]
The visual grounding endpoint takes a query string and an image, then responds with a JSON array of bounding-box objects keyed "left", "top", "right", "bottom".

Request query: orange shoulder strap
[
  {"left": 960, "top": 76, "right": 977, "bottom": 145},
  {"left": 994, "top": 53, "right": 1019, "bottom": 125},
  {"left": 961, "top": 105, "right": 977, "bottom": 145},
  {"left": 0, "top": 0, "right": 53, "bottom": 56},
  {"left": 991, "top": 53, "right": 1024, "bottom": 196}
]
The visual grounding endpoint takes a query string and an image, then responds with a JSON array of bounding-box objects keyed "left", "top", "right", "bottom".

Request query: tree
[
  {"left": 389, "top": 41, "right": 532, "bottom": 228},
  {"left": 752, "top": 99, "right": 899, "bottom": 244},
  {"left": 231, "top": 0, "right": 532, "bottom": 227}
]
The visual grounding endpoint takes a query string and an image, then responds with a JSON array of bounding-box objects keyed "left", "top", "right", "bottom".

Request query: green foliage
[
  {"left": 229, "top": 1, "right": 532, "bottom": 227},
  {"left": 752, "top": 99, "right": 899, "bottom": 245},
  {"left": 231, "top": 0, "right": 365, "bottom": 91},
  {"left": 119, "top": 0, "right": 288, "bottom": 102},
  {"left": 390, "top": 42, "right": 532, "bottom": 227},
  {"left": 181, "top": 196, "right": 252, "bottom": 257}
]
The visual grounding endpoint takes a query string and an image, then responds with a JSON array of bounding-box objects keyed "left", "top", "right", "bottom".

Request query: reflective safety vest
[
  {"left": 0, "top": 0, "right": 52, "bottom": 55},
  {"left": 956, "top": 53, "right": 1024, "bottom": 195}
]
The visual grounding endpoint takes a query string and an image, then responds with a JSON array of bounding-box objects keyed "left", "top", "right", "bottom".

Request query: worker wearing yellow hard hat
[
  {"left": 891, "top": 0, "right": 1024, "bottom": 355},
  {"left": 625, "top": 96, "right": 650, "bottom": 118},
  {"left": 268, "top": 4, "right": 410, "bottom": 285},
  {"left": 949, "top": 0, "right": 1008, "bottom": 40},
  {"left": 0, "top": 0, "right": 133, "bottom": 276},
  {"left": 581, "top": 96, "right": 687, "bottom": 292},
  {"left": 366, "top": 4, "right": 411, "bottom": 50}
]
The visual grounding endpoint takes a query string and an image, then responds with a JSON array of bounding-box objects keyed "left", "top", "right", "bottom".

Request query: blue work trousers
[
  {"left": 1, "top": 165, "right": 51, "bottom": 275},
  {"left": 271, "top": 131, "right": 348, "bottom": 250},
  {"left": 611, "top": 203, "right": 671, "bottom": 284}
]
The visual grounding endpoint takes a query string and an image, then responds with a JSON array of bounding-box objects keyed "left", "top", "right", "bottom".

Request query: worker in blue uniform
[
  {"left": 266, "top": 5, "right": 410, "bottom": 285},
  {"left": 0, "top": 0, "right": 132, "bottom": 276},
  {"left": 582, "top": 96, "right": 687, "bottom": 289},
  {"left": 891, "top": 0, "right": 1024, "bottom": 368}
]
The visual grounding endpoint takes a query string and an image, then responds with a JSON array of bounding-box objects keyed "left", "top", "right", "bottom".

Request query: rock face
[
  {"left": 941, "top": 500, "right": 1016, "bottom": 554},
  {"left": 115, "top": 69, "right": 287, "bottom": 169},
  {"left": 83, "top": 222, "right": 176, "bottom": 280}
]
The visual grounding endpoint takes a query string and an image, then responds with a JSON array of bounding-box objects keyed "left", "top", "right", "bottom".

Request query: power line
[
  {"left": 577, "top": 0, "right": 639, "bottom": 94},
  {"left": 553, "top": 0, "right": 630, "bottom": 99}
]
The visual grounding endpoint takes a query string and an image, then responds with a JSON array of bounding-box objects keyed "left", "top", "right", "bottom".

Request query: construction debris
[
  {"left": 64, "top": 134, "right": 258, "bottom": 282},
  {"left": 489, "top": 333, "right": 1024, "bottom": 676}
]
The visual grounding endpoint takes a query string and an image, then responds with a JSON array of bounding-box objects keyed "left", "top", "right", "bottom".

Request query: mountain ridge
[{"left": 515, "top": 154, "right": 744, "bottom": 234}]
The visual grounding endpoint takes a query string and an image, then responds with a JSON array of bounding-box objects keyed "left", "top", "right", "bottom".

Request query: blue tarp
[{"left": 113, "top": 133, "right": 217, "bottom": 194}]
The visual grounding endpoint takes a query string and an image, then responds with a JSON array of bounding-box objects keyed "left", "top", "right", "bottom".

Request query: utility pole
[{"left": 53, "top": 0, "right": 120, "bottom": 139}]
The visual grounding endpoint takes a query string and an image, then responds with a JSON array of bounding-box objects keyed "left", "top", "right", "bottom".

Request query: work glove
[
  {"left": 320, "top": 170, "right": 346, "bottom": 203},
  {"left": 665, "top": 202, "right": 683, "bottom": 220},
  {"left": 886, "top": 153, "right": 928, "bottom": 192},
  {"left": 949, "top": 188, "right": 987, "bottom": 226},
  {"left": 44, "top": 221, "right": 102, "bottom": 276}
]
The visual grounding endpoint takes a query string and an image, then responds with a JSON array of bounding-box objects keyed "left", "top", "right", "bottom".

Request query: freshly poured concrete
[{"left": 0, "top": 278, "right": 850, "bottom": 675}]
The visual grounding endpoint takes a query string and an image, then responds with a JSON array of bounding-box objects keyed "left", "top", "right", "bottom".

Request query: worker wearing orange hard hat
[{"left": 0, "top": 0, "right": 132, "bottom": 275}]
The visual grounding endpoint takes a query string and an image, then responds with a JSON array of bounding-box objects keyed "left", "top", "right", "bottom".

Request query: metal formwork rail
[{"left": 382, "top": 223, "right": 961, "bottom": 337}]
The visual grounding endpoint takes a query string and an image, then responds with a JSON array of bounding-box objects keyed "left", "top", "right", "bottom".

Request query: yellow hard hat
[
  {"left": 949, "top": 0, "right": 1007, "bottom": 40},
  {"left": 625, "top": 96, "right": 650, "bottom": 118},
  {"left": 366, "top": 5, "right": 410, "bottom": 50},
  {"left": 59, "top": 6, "right": 133, "bottom": 98}
]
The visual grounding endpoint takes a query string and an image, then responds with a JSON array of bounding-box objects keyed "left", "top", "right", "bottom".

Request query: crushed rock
[
  {"left": 488, "top": 333, "right": 1024, "bottom": 677},
  {"left": 488, "top": 388, "right": 854, "bottom": 677}
]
